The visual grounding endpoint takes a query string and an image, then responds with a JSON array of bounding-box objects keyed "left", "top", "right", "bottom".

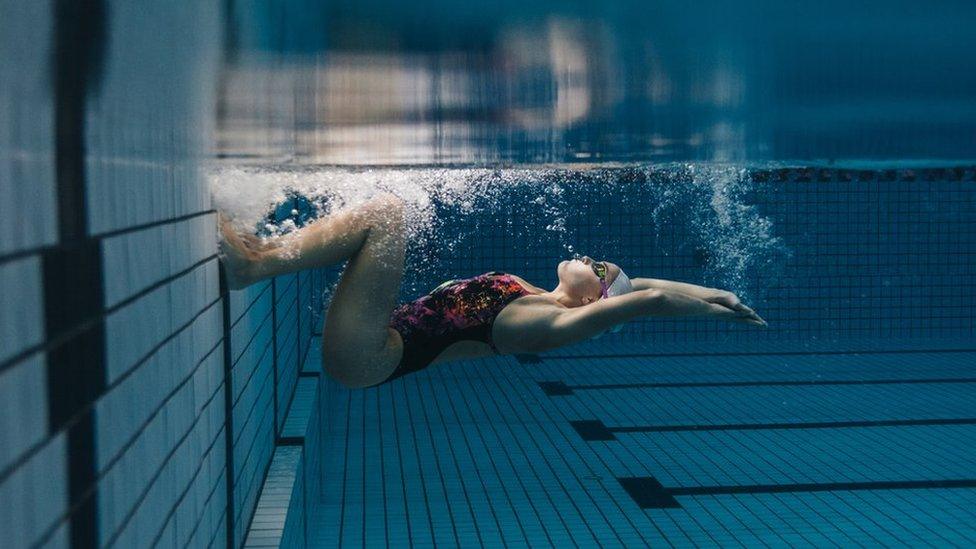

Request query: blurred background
[{"left": 221, "top": 0, "right": 976, "bottom": 163}]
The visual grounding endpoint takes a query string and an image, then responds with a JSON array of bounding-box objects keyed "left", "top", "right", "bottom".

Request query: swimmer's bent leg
[
  {"left": 319, "top": 194, "right": 406, "bottom": 388},
  {"left": 219, "top": 193, "right": 406, "bottom": 387}
]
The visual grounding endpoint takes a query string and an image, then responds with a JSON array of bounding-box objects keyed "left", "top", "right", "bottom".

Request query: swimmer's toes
[{"left": 240, "top": 232, "right": 277, "bottom": 253}]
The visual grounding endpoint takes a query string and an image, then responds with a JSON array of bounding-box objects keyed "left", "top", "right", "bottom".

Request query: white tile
[
  {"left": 154, "top": 517, "right": 177, "bottom": 549},
  {"left": 0, "top": 160, "right": 58, "bottom": 254},
  {"left": 104, "top": 259, "right": 218, "bottom": 383},
  {"left": 229, "top": 281, "right": 271, "bottom": 323},
  {"left": 193, "top": 346, "right": 224, "bottom": 416},
  {"left": 107, "top": 389, "right": 225, "bottom": 547},
  {"left": 97, "top": 344, "right": 226, "bottom": 543},
  {"left": 0, "top": 256, "right": 44, "bottom": 363},
  {"left": 82, "top": 2, "right": 219, "bottom": 237},
  {"left": 0, "top": 433, "right": 67, "bottom": 548},
  {"left": 102, "top": 213, "right": 217, "bottom": 308},
  {"left": 41, "top": 521, "right": 70, "bottom": 549},
  {"left": 0, "top": 2, "right": 57, "bottom": 255},
  {"left": 0, "top": 354, "right": 47, "bottom": 473},
  {"left": 230, "top": 295, "right": 273, "bottom": 379}
]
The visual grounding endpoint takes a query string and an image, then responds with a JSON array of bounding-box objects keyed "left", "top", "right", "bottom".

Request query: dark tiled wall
[{"left": 0, "top": 3, "right": 320, "bottom": 548}]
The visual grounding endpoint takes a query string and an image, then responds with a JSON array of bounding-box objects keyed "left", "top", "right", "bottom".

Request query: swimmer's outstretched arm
[
  {"left": 631, "top": 277, "right": 759, "bottom": 319},
  {"left": 513, "top": 288, "right": 764, "bottom": 352},
  {"left": 631, "top": 277, "right": 719, "bottom": 298}
]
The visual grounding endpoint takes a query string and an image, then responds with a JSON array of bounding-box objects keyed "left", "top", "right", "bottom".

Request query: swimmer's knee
[
  {"left": 360, "top": 195, "right": 404, "bottom": 235},
  {"left": 327, "top": 370, "right": 373, "bottom": 390},
  {"left": 368, "top": 193, "right": 404, "bottom": 217},
  {"left": 375, "top": 192, "right": 402, "bottom": 206},
  {"left": 322, "top": 352, "right": 367, "bottom": 388},
  {"left": 322, "top": 348, "right": 394, "bottom": 389}
]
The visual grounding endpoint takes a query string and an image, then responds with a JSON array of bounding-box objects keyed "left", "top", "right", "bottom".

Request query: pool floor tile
[{"left": 310, "top": 343, "right": 976, "bottom": 546}]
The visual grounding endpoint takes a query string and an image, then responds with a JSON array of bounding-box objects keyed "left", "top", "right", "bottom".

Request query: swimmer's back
[{"left": 385, "top": 271, "right": 536, "bottom": 381}]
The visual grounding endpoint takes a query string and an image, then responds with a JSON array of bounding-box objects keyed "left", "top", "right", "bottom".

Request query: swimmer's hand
[{"left": 704, "top": 290, "right": 767, "bottom": 326}]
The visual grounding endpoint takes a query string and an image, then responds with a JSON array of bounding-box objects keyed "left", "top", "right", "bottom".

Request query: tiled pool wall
[
  {"left": 313, "top": 165, "right": 976, "bottom": 353},
  {"left": 227, "top": 272, "right": 318, "bottom": 548},
  {"left": 1, "top": 3, "right": 321, "bottom": 548}
]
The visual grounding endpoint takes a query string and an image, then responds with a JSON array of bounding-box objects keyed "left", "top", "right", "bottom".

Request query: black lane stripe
[
  {"left": 571, "top": 418, "right": 976, "bottom": 441},
  {"left": 1, "top": 256, "right": 218, "bottom": 377},
  {"left": 101, "top": 362, "right": 225, "bottom": 547},
  {"left": 271, "top": 278, "right": 280, "bottom": 438},
  {"left": 219, "top": 271, "right": 236, "bottom": 549},
  {"left": 94, "top": 209, "right": 216, "bottom": 240},
  {"left": 0, "top": 298, "right": 222, "bottom": 487},
  {"left": 0, "top": 210, "right": 216, "bottom": 268},
  {"left": 519, "top": 348, "right": 976, "bottom": 363},
  {"left": 43, "top": 240, "right": 106, "bottom": 430},
  {"left": 0, "top": 245, "right": 57, "bottom": 267},
  {"left": 277, "top": 436, "right": 304, "bottom": 446},
  {"left": 539, "top": 376, "right": 976, "bottom": 396},
  {"left": 47, "top": 1, "right": 108, "bottom": 546},
  {"left": 618, "top": 476, "right": 976, "bottom": 509}
]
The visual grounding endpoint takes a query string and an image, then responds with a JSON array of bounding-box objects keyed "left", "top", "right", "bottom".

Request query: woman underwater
[{"left": 219, "top": 193, "right": 767, "bottom": 388}]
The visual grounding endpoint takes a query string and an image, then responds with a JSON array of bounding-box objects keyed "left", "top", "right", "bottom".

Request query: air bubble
[{"left": 210, "top": 163, "right": 789, "bottom": 300}]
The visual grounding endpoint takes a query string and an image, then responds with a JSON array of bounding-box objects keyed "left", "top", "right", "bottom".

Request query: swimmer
[{"left": 219, "top": 194, "right": 766, "bottom": 388}]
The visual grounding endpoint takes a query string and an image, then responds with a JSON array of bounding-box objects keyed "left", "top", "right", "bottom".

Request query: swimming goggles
[{"left": 573, "top": 254, "right": 610, "bottom": 298}]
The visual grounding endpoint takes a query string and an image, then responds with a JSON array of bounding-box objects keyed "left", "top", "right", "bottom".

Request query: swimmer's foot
[{"left": 218, "top": 214, "right": 266, "bottom": 289}]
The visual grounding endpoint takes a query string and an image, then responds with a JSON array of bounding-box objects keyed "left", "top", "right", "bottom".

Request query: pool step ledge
[{"left": 243, "top": 367, "right": 322, "bottom": 548}]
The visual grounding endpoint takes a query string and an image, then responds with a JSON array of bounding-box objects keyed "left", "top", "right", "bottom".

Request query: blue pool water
[
  {"left": 296, "top": 164, "right": 976, "bottom": 546},
  {"left": 3, "top": 1, "right": 976, "bottom": 548}
]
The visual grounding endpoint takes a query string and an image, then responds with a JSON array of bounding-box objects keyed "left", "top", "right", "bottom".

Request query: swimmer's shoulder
[
  {"left": 493, "top": 293, "right": 564, "bottom": 353},
  {"left": 507, "top": 294, "right": 557, "bottom": 308},
  {"left": 499, "top": 288, "right": 564, "bottom": 318},
  {"left": 505, "top": 274, "right": 549, "bottom": 296}
]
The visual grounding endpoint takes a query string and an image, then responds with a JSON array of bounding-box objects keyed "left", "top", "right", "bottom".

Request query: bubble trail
[{"left": 210, "top": 164, "right": 790, "bottom": 300}]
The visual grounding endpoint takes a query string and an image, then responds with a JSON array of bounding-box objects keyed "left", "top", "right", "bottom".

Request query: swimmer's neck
[
  {"left": 508, "top": 275, "right": 578, "bottom": 308},
  {"left": 537, "top": 283, "right": 579, "bottom": 309}
]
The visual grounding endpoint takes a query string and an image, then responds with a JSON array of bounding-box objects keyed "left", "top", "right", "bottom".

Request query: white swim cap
[
  {"left": 606, "top": 268, "right": 633, "bottom": 298},
  {"left": 594, "top": 268, "right": 634, "bottom": 337}
]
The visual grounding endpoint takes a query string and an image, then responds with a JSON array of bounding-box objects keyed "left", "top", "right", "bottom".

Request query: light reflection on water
[{"left": 220, "top": 1, "right": 976, "bottom": 164}]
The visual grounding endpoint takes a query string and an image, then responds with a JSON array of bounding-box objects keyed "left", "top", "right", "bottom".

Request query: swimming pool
[
  {"left": 211, "top": 160, "right": 976, "bottom": 546},
  {"left": 2, "top": 1, "right": 976, "bottom": 547},
  {"left": 297, "top": 163, "right": 976, "bottom": 546}
]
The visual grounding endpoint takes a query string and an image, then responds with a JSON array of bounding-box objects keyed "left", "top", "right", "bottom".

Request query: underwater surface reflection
[{"left": 221, "top": 0, "right": 976, "bottom": 164}]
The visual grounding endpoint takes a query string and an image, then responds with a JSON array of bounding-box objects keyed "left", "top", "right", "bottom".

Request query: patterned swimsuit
[{"left": 386, "top": 272, "right": 531, "bottom": 382}]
